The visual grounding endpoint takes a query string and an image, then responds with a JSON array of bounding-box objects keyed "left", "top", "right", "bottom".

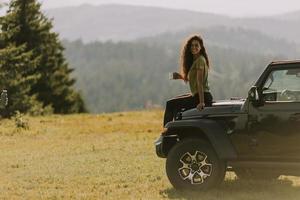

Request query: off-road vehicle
[{"left": 155, "top": 60, "right": 300, "bottom": 190}]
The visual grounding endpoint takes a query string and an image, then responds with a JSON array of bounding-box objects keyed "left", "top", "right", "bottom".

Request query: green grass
[{"left": 0, "top": 110, "right": 300, "bottom": 199}]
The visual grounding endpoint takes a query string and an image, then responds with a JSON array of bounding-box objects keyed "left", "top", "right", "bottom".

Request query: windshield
[{"left": 262, "top": 69, "right": 300, "bottom": 102}]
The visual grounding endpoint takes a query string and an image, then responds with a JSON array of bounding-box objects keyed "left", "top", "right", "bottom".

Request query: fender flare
[{"left": 165, "top": 119, "right": 237, "bottom": 160}]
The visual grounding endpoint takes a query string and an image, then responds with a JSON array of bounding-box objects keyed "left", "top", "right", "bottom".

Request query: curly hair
[{"left": 180, "top": 35, "right": 210, "bottom": 81}]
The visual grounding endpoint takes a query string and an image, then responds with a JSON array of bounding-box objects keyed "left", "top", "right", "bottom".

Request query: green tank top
[{"left": 188, "top": 55, "right": 210, "bottom": 95}]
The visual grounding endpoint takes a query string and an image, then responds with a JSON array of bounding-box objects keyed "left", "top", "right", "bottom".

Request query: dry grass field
[{"left": 0, "top": 110, "right": 300, "bottom": 199}]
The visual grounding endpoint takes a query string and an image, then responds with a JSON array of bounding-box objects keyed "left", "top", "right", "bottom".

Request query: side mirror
[
  {"left": 248, "top": 86, "right": 261, "bottom": 106},
  {"left": 248, "top": 86, "right": 258, "bottom": 100},
  {"left": 0, "top": 90, "right": 8, "bottom": 108}
]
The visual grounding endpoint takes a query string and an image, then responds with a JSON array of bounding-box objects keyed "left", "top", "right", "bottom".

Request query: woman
[{"left": 163, "top": 35, "right": 213, "bottom": 126}]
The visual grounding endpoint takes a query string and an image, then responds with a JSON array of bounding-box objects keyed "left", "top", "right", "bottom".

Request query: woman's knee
[{"left": 166, "top": 99, "right": 175, "bottom": 109}]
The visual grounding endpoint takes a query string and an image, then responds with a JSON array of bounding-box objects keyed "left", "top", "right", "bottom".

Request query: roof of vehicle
[{"left": 270, "top": 60, "right": 300, "bottom": 66}]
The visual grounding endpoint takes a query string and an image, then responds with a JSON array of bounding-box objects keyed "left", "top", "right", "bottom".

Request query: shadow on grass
[{"left": 160, "top": 178, "right": 300, "bottom": 200}]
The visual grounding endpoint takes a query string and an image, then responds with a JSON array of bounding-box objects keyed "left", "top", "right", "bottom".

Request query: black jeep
[{"left": 155, "top": 60, "right": 300, "bottom": 190}]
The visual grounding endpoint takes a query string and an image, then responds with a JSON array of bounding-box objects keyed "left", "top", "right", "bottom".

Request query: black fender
[{"left": 165, "top": 119, "right": 237, "bottom": 160}]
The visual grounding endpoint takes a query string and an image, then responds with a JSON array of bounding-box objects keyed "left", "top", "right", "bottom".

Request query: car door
[{"left": 248, "top": 67, "right": 300, "bottom": 161}]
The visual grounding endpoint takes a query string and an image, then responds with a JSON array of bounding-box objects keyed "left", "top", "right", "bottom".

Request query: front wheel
[{"left": 166, "top": 138, "right": 226, "bottom": 190}]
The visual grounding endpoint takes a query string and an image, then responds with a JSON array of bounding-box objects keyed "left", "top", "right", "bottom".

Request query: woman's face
[{"left": 190, "top": 39, "right": 201, "bottom": 55}]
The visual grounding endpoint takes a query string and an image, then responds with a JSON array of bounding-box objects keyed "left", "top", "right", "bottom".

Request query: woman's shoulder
[{"left": 194, "top": 55, "right": 206, "bottom": 67}]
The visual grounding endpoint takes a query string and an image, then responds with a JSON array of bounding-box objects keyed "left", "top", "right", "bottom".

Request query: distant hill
[
  {"left": 272, "top": 10, "right": 300, "bottom": 21},
  {"left": 45, "top": 4, "right": 300, "bottom": 43},
  {"left": 234, "top": 17, "right": 300, "bottom": 44},
  {"left": 138, "top": 27, "right": 299, "bottom": 58},
  {"left": 45, "top": 4, "right": 231, "bottom": 42}
]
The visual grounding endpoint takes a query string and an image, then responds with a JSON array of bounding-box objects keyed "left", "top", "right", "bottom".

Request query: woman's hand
[
  {"left": 197, "top": 103, "right": 205, "bottom": 111},
  {"left": 172, "top": 72, "right": 183, "bottom": 80},
  {"left": 170, "top": 72, "right": 188, "bottom": 83}
]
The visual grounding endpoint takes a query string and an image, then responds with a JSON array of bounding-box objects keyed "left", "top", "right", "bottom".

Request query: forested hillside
[{"left": 63, "top": 27, "right": 297, "bottom": 113}]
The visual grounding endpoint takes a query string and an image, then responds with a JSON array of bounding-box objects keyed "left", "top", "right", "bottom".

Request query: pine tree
[
  {"left": 1, "top": 0, "right": 86, "bottom": 114},
  {"left": 0, "top": 43, "right": 45, "bottom": 116}
]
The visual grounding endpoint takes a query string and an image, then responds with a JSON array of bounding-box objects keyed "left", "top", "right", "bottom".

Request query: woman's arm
[{"left": 196, "top": 68, "right": 205, "bottom": 110}]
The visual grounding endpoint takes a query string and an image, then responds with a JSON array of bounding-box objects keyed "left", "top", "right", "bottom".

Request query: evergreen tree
[
  {"left": 0, "top": 44, "right": 45, "bottom": 116},
  {"left": 1, "top": 0, "right": 86, "bottom": 114}
]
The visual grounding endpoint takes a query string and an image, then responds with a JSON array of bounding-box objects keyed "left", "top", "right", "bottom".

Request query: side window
[{"left": 262, "top": 69, "right": 300, "bottom": 102}]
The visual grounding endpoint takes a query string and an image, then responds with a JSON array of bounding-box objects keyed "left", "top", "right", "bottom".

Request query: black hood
[{"left": 181, "top": 100, "right": 246, "bottom": 119}]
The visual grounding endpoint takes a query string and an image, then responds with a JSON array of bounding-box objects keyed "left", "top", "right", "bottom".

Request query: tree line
[{"left": 0, "top": 0, "right": 85, "bottom": 117}]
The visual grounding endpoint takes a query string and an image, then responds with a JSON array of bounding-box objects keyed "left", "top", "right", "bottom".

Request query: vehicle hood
[{"left": 181, "top": 99, "right": 246, "bottom": 119}]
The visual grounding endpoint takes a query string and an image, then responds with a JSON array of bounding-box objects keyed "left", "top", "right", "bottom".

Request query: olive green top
[{"left": 188, "top": 55, "right": 210, "bottom": 95}]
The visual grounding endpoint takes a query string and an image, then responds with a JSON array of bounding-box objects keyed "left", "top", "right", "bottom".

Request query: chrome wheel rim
[{"left": 178, "top": 151, "right": 212, "bottom": 185}]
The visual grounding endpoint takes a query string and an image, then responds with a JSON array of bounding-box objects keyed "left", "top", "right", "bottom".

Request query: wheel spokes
[
  {"left": 201, "top": 164, "right": 212, "bottom": 176},
  {"left": 195, "top": 151, "right": 206, "bottom": 162},
  {"left": 180, "top": 152, "right": 193, "bottom": 165},
  {"left": 178, "top": 151, "right": 213, "bottom": 185},
  {"left": 178, "top": 167, "right": 192, "bottom": 180},
  {"left": 191, "top": 172, "right": 204, "bottom": 184}
]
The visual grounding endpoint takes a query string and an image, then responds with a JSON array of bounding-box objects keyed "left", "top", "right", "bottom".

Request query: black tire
[
  {"left": 235, "top": 168, "right": 279, "bottom": 180},
  {"left": 166, "top": 138, "right": 226, "bottom": 190}
]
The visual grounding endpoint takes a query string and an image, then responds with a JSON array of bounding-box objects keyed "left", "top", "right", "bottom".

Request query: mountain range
[{"left": 44, "top": 4, "right": 300, "bottom": 43}]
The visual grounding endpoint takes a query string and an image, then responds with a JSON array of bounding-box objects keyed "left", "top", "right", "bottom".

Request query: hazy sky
[
  {"left": 1, "top": 0, "right": 299, "bottom": 17},
  {"left": 37, "top": 0, "right": 300, "bottom": 17}
]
